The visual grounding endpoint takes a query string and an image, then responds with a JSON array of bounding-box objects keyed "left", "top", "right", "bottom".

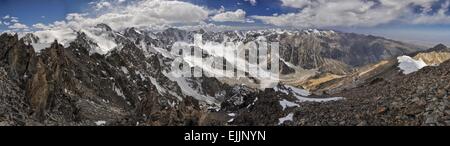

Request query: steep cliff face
[
  {"left": 0, "top": 68, "right": 32, "bottom": 126},
  {"left": 0, "top": 34, "right": 36, "bottom": 86}
]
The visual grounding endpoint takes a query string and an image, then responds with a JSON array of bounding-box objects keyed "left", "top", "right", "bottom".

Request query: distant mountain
[{"left": 307, "top": 44, "right": 450, "bottom": 95}]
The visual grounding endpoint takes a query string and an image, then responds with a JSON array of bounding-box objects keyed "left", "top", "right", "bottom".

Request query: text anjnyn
[{"left": 184, "top": 130, "right": 266, "bottom": 143}]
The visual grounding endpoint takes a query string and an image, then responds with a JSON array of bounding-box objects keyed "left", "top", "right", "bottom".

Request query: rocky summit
[{"left": 0, "top": 25, "right": 448, "bottom": 126}]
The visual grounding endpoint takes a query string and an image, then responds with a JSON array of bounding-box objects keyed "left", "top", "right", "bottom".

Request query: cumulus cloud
[
  {"left": 253, "top": 0, "right": 450, "bottom": 28},
  {"left": 36, "top": 0, "right": 210, "bottom": 31},
  {"left": 211, "top": 9, "right": 247, "bottom": 22},
  {"left": 32, "top": 23, "right": 50, "bottom": 30},
  {"left": 8, "top": 23, "right": 28, "bottom": 29},
  {"left": 10, "top": 19, "right": 19, "bottom": 23}
]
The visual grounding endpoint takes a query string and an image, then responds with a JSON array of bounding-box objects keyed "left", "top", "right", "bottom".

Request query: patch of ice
[
  {"left": 121, "top": 66, "right": 129, "bottom": 74},
  {"left": 295, "top": 96, "right": 344, "bottom": 103},
  {"left": 285, "top": 85, "right": 310, "bottom": 97},
  {"left": 154, "top": 46, "right": 174, "bottom": 59},
  {"left": 397, "top": 55, "right": 428, "bottom": 74},
  {"left": 112, "top": 83, "right": 126, "bottom": 100},
  {"left": 82, "top": 29, "right": 118, "bottom": 55},
  {"left": 274, "top": 85, "right": 310, "bottom": 97},
  {"left": 279, "top": 99, "right": 300, "bottom": 110},
  {"left": 278, "top": 113, "right": 294, "bottom": 125},
  {"left": 162, "top": 71, "right": 219, "bottom": 105},
  {"left": 95, "top": 121, "right": 106, "bottom": 126},
  {"left": 246, "top": 97, "right": 258, "bottom": 108},
  {"left": 172, "top": 34, "right": 280, "bottom": 89},
  {"left": 149, "top": 77, "right": 168, "bottom": 95},
  {"left": 275, "top": 85, "right": 344, "bottom": 103}
]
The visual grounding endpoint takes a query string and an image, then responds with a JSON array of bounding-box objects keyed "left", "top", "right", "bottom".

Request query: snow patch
[
  {"left": 279, "top": 99, "right": 300, "bottom": 110},
  {"left": 275, "top": 85, "right": 344, "bottom": 102},
  {"left": 397, "top": 55, "right": 428, "bottom": 74},
  {"left": 82, "top": 29, "right": 118, "bottom": 55},
  {"left": 278, "top": 113, "right": 294, "bottom": 125},
  {"left": 228, "top": 113, "right": 236, "bottom": 117},
  {"left": 112, "top": 83, "right": 126, "bottom": 100},
  {"left": 121, "top": 66, "right": 129, "bottom": 74},
  {"left": 163, "top": 71, "right": 219, "bottom": 106},
  {"left": 95, "top": 121, "right": 106, "bottom": 126}
]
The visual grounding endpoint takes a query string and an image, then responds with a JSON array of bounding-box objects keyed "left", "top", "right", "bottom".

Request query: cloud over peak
[
  {"left": 253, "top": 0, "right": 450, "bottom": 28},
  {"left": 211, "top": 9, "right": 247, "bottom": 22},
  {"left": 78, "top": 0, "right": 210, "bottom": 30}
]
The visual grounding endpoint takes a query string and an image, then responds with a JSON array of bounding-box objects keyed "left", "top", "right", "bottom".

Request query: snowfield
[
  {"left": 275, "top": 85, "right": 344, "bottom": 103},
  {"left": 397, "top": 55, "right": 428, "bottom": 75}
]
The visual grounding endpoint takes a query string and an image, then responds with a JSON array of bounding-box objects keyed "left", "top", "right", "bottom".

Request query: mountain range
[{"left": 0, "top": 24, "right": 448, "bottom": 126}]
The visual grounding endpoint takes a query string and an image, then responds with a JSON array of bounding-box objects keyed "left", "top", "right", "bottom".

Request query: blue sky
[
  {"left": 1, "top": 0, "right": 450, "bottom": 46},
  {"left": 0, "top": 0, "right": 91, "bottom": 25}
]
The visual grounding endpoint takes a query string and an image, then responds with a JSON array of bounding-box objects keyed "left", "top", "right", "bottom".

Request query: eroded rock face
[
  {"left": 26, "top": 57, "right": 49, "bottom": 120},
  {"left": 0, "top": 68, "right": 32, "bottom": 126},
  {"left": 0, "top": 34, "right": 36, "bottom": 86}
]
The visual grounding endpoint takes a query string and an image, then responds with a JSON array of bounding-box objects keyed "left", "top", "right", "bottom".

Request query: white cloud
[
  {"left": 8, "top": 23, "right": 28, "bottom": 29},
  {"left": 280, "top": 0, "right": 315, "bottom": 8},
  {"left": 32, "top": 23, "right": 50, "bottom": 29},
  {"left": 244, "top": 0, "right": 257, "bottom": 6},
  {"left": 411, "top": 0, "right": 450, "bottom": 24},
  {"left": 11, "top": 19, "right": 19, "bottom": 23},
  {"left": 62, "top": 0, "right": 210, "bottom": 30},
  {"left": 32, "top": 27, "right": 77, "bottom": 51},
  {"left": 211, "top": 9, "right": 247, "bottom": 22},
  {"left": 3, "top": 15, "right": 10, "bottom": 19},
  {"left": 94, "top": 1, "right": 112, "bottom": 10},
  {"left": 22, "top": 0, "right": 212, "bottom": 52},
  {"left": 254, "top": 0, "right": 449, "bottom": 28}
]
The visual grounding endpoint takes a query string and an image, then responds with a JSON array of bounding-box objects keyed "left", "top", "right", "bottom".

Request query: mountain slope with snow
[{"left": 0, "top": 25, "right": 437, "bottom": 126}]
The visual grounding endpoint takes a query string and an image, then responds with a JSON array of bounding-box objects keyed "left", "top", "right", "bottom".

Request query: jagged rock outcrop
[
  {"left": 0, "top": 34, "right": 36, "bottom": 86},
  {"left": 413, "top": 44, "right": 450, "bottom": 65},
  {"left": 0, "top": 68, "right": 33, "bottom": 126}
]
